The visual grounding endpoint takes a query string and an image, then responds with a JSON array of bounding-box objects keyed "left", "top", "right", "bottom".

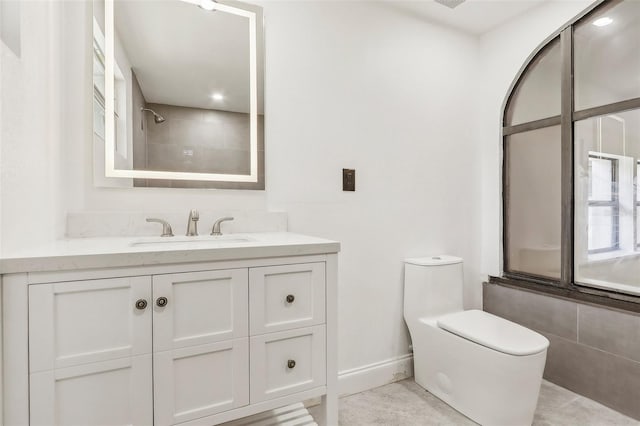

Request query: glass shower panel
[
  {"left": 637, "top": 162, "right": 640, "bottom": 248},
  {"left": 505, "top": 38, "right": 561, "bottom": 126},
  {"left": 588, "top": 206, "right": 616, "bottom": 251},
  {"left": 574, "top": 109, "right": 640, "bottom": 295},
  {"left": 574, "top": 0, "right": 640, "bottom": 111},
  {"left": 506, "top": 126, "right": 561, "bottom": 279}
]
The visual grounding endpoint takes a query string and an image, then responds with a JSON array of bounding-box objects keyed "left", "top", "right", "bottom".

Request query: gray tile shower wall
[
  {"left": 144, "top": 103, "right": 263, "bottom": 176},
  {"left": 483, "top": 283, "right": 640, "bottom": 420}
]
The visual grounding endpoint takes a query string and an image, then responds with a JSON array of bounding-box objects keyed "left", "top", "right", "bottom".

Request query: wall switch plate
[{"left": 343, "top": 169, "right": 355, "bottom": 191}]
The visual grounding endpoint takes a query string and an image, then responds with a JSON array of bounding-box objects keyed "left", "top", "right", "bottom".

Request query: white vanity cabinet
[
  {"left": 28, "top": 277, "right": 154, "bottom": 425},
  {"left": 153, "top": 269, "right": 250, "bottom": 425},
  {"left": 2, "top": 248, "right": 338, "bottom": 426}
]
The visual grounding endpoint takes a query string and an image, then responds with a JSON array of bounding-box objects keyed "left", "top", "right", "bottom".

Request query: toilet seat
[{"left": 436, "top": 310, "right": 549, "bottom": 356}]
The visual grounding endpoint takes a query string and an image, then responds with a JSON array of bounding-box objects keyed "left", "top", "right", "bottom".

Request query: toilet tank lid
[
  {"left": 405, "top": 255, "right": 462, "bottom": 266},
  {"left": 437, "top": 310, "right": 549, "bottom": 356}
]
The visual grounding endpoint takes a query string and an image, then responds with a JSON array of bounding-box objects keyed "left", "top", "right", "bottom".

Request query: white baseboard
[{"left": 338, "top": 354, "right": 414, "bottom": 397}]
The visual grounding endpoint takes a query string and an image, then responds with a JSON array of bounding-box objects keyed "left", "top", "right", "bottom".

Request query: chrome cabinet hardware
[
  {"left": 156, "top": 297, "right": 168, "bottom": 307},
  {"left": 135, "top": 299, "right": 148, "bottom": 310}
]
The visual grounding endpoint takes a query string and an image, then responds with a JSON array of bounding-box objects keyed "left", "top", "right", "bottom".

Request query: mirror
[{"left": 92, "top": 0, "right": 264, "bottom": 189}]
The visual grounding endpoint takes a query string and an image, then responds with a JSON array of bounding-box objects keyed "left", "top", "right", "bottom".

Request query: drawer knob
[
  {"left": 287, "top": 359, "right": 296, "bottom": 369},
  {"left": 135, "top": 299, "right": 148, "bottom": 310},
  {"left": 156, "top": 297, "right": 168, "bottom": 307},
  {"left": 286, "top": 294, "right": 295, "bottom": 303}
]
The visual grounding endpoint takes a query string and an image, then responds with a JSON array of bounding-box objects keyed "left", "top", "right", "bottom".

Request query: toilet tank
[{"left": 404, "top": 256, "right": 464, "bottom": 322}]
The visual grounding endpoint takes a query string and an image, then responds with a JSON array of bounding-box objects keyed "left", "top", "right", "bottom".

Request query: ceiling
[
  {"left": 381, "top": 0, "right": 550, "bottom": 35},
  {"left": 115, "top": 0, "right": 263, "bottom": 114}
]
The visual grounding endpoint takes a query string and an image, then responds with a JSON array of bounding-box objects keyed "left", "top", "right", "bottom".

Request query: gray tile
[
  {"left": 308, "top": 378, "right": 638, "bottom": 425},
  {"left": 145, "top": 179, "right": 174, "bottom": 188},
  {"left": 543, "top": 332, "right": 640, "bottom": 420},
  {"left": 222, "top": 112, "right": 250, "bottom": 150},
  {"left": 195, "top": 148, "right": 250, "bottom": 175},
  {"left": 534, "top": 380, "right": 639, "bottom": 426},
  {"left": 483, "top": 283, "right": 578, "bottom": 340},
  {"left": 578, "top": 304, "right": 640, "bottom": 363},
  {"left": 537, "top": 380, "right": 579, "bottom": 408},
  {"left": 133, "top": 178, "right": 148, "bottom": 187},
  {"left": 337, "top": 380, "right": 476, "bottom": 426},
  {"left": 145, "top": 116, "right": 171, "bottom": 145},
  {"left": 145, "top": 103, "right": 171, "bottom": 118},
  {"left": 146, "top": 144, "right": 188, "bottom": 172},
  {"left": 170, "top": 118, "right": 226, "bottom": 149}
]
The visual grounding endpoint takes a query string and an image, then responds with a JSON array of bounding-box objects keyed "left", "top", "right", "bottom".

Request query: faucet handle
[
  {"left": 190, "top": 209, "right": 199, "bottom": 220},
  {"left": 146, "top": 218, "right": 174, "bottom": 237},
  {"left": 211, "top": 217, "right": 234, "bottom": 236}
]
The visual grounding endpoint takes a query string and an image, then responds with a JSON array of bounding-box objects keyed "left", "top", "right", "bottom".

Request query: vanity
[
  {"left": 0, "top": 233, "right": 339, "bottom": 425},
  {"left": 0, "top": 0, "right": 338, "bottom": 423}
]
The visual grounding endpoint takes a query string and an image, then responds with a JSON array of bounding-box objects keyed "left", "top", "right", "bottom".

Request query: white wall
[
  {"left": 477, "top": 0, "right": 597, "bottom": 279},
  {"left": 260, "top": 1, "right": 481, "bottom": 372},
  {"left": 0, "top": 1, "right": 66, "bottom": 253}
]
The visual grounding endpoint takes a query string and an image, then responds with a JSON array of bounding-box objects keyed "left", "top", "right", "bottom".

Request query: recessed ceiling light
[
  {"left": 592, "top": 17, "right": 613, "bottom": 27},
  {"left": 212, "top": 93, "right": 224, "bottom": 101},
  {"left": 200, "top": 0, "right": 216, "bottom": 11}
]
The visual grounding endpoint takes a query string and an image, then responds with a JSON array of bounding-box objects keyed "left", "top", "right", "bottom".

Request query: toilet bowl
[{"left": 403, "top": 256, "right": 549, "bottom": 426}]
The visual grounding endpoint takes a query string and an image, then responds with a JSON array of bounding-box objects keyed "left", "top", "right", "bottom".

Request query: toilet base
[{"left": 411, "top": 318, "right": 547, "bottom": 426}]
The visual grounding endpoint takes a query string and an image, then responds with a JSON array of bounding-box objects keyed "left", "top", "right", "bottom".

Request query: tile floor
[{"left": 310, "top": 379, "right": 640, "bottom": 425}]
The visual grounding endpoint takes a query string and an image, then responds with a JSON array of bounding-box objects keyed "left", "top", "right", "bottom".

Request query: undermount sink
[{"left": 130, "top": 235, "right": 253, "bottom": 247}]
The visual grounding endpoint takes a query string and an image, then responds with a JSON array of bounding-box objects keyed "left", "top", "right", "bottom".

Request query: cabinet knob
[
  {"left": 156, "top": 297, "right": 168, "bottom": 307},
  {"left": 286, "top": 294, "right": 295, "bottom": 303},
  {"left": 287, "top": 359, "right": 296, "bottom": 369},
  {"left": 135, "top": 299, "right": 148, "bottom": 310}
]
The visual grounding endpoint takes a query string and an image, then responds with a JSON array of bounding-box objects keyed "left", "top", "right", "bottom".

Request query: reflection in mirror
[
  {"left": 92, "top": 0, "right": 264, "bottom": 189},
  {"left": 575, "top": 109, "right": 640, "bottom": 294}
]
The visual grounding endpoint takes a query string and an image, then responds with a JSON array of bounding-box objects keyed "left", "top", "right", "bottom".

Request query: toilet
[{"left": 403, "top": 256, "right": 549, "bottom": 426}]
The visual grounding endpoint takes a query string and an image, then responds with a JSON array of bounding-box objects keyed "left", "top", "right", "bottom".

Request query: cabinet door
[
  {"left": 154, "top": 339, "right": 249, "bottom": 425},
  {"left": 29, "top": 276, "right": 152, "bottom": 372},
  {"left": 153, "top": 269, "right": 248, "bottom": 352},
  {"left": 250, "top": 326, "right": 326, "bottom": 403},
  {"left": 30, "top": 355, "right": 153, "bottom": 426},
  {"left": 249, "top": 263, "right": 325, "bottom": 334}
]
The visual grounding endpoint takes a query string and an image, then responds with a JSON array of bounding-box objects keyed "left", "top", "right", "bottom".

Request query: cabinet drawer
[
  {"left": 29, "top": 277, "right": 152, "bottom": 372},
  {"left": 250, "top": 326, "right": 326, "bottom": 403},
  {"left": 249, "top": 263, "right": 325, "bottom": 334}
]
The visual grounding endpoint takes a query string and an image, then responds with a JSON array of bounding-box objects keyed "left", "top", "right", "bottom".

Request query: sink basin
[{"left": 130, "top": 235, "right": 253, "bottom": 247}]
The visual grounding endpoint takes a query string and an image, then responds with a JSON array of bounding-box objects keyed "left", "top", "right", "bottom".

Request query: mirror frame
[{"left": 103, "top": 0, "right": 259, "bottom": 183}]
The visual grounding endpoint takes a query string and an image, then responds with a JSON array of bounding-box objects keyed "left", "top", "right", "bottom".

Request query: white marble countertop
[{"left": 0, "top": 232, "right": 340, "bottom": 274}]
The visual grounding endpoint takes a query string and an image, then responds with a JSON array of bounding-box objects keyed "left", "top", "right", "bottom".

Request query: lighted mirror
[{"left": 92, "top": 0, "right": 264, "bottom": 189}]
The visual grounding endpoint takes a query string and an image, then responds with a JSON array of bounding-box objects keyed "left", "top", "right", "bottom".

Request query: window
[
  {"left": 587, "top": 155, "right": 619, "bottom": 254},
  {"left": 501, "top": 0, "right": 640, "bottom": 301}
]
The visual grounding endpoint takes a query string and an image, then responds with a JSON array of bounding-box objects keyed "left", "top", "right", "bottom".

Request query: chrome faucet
[
  {"left": 146, "top": 218, "right": 174, "bottom": 237},
  {"left": 211, "top": 217, "right": 234, "bottom": 236},
  {"left": 186, "top": 209, "right": 199, "bottom": 236}
]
